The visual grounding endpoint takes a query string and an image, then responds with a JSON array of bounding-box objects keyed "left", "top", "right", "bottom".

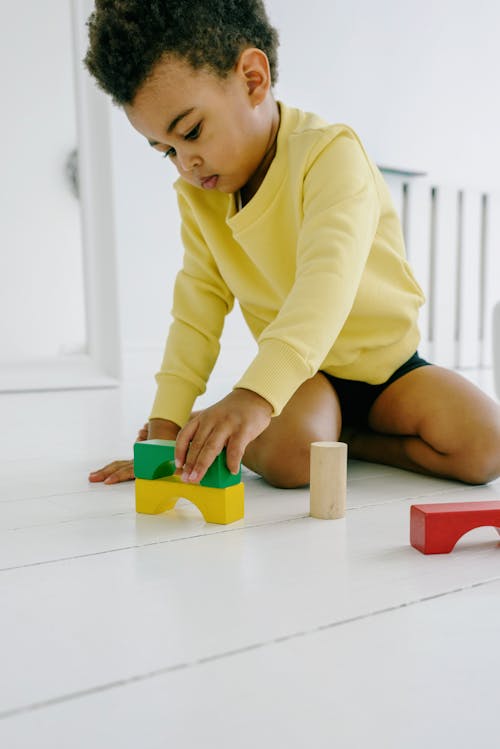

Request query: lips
[{"left": 201, "top": 175, "right": 219, "bottom": 190}]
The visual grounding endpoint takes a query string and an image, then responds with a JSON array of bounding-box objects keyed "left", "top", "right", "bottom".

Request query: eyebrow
[{"left": 147, "top": 107, "right": 196, "bottom": 147}]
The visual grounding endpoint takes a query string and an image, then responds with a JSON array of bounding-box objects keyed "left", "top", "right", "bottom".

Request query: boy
[{"left": 87, "top": 0, "right": 500, "bottom": 489}]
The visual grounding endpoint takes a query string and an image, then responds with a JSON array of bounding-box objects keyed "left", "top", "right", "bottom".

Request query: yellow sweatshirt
[{"left": 150, "top": 102, "right": 425, "bottom": 426}]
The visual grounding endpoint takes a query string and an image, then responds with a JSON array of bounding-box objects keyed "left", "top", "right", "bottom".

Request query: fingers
[
  {"left": 181, "top": 428, "right": 229, "bottom": 484},
  {"left": 88, "top": 460, "right": 135, "bottom": 485},
  {"left": 174, "top": 392, "right": 272, "bottom": 484},
  {"left": 176, "top": 422, "right": 245, "bottom": 484},
  {"left": 174, "top": 418, "right": 200, "bottom": 478},
  {"left": 225, "top": 435, "right": 246, "bottom": 475},
  {"left": 135, "top": 423, "right": 149, "bottom": 442}
]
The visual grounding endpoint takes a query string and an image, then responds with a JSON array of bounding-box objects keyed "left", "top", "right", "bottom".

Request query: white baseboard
[
  {"left": 2, "top": 346, "right": 496, "bottom": 404},
  {"left": 0, "top": 355, "right": 119, "bottom": 393}
]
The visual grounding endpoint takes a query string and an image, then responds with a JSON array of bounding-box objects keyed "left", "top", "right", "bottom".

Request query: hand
[
  {"left": 175, "top": 389, "right": 273, "bottom": 484},
  {"left": 88, "top": 419, "right": 180, "bottom": 485}
]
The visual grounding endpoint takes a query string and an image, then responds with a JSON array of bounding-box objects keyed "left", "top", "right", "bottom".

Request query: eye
[
  {"left": 185, "top": 123, "right": 201, "bottom": 141},
  {"left": 161, "top": 123, "right": 202, "bottom": 160}
]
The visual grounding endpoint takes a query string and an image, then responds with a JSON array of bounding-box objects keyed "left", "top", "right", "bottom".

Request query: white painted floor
[{"left": 1, "top": 370, "right": 500, "bottom": 748}]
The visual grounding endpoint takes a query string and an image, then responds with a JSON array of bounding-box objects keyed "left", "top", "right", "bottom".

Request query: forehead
[
  {"left": 137, "top": 57, "right": 229, "bottom": 111},
  {"left": 124, "top": 56, "right": 230, "bottom": 139}
]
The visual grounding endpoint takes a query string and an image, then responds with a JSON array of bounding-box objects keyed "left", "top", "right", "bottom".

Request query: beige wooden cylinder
[{"left": 310, "top": 441, "right": 347, "bottom": 519}]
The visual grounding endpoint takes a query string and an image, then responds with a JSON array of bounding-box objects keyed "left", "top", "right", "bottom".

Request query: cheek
[
  {"left": 215, "top": 133, "right": 248, "bottom": 171},
  {"left": 210, "top": 122, "right": 239, "bottom": 154}
]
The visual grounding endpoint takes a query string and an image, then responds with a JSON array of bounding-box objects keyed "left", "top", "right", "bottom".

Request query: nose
[{"left": 177, "top": 149, "right": 202, "bottom": 173}]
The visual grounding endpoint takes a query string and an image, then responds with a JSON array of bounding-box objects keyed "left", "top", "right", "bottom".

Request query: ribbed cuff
[
  {"left": 149, "top": 374, "right": 199, "bottom": 427},
  {"left": 233, "top": 339, "right": 313, "bottom": 416}
]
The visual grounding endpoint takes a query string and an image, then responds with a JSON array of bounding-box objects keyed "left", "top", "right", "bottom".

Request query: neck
[{"left": 240, "top": 100, "right": 281, "bottom": 206}]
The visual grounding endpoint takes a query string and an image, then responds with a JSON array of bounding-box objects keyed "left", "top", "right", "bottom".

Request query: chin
[{"left": 213, "top": 179, "right": 236, "bottom": 195}]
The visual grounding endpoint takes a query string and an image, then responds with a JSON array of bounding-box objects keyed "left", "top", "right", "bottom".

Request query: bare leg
[
  {"left": 343, "top": 365, "right": 500, "bottom": 485},
  {"left": 243, "top": 372, "right": 342, "bottom": 488}
]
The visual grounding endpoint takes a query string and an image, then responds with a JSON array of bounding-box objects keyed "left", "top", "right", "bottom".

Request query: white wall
[
  {"left": 106, "top": 0, "right": 500, "bottom": 406},
  {"left": 267, "top": 0, "right": 500, "bottom": 189},
  {"left": 0, "top": 1, "right": 86, "bottom": 364}
]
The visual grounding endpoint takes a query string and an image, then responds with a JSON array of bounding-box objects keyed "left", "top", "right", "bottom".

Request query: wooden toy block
[
  {"left": 309, "top": 441, "right": 347, "bottom": 519},
  {"left": 202, "top": 449, "right": 241, "bottom": 489},
  {"left": 134, "top": 439, "right": 177, "bottom": 480},
  {"left": 410, "top": 501, "right": 500, "bottom": 554},
  {"left": 136, "top": 476, "right": 244, "bottom": 524},
  {"left": 134, "top": 439, "right": 241, "bottom": 488}
]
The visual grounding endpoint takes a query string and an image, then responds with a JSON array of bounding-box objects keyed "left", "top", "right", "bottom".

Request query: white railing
[{"left": 382, "top": 169, "right": 500, "bottom": 379}]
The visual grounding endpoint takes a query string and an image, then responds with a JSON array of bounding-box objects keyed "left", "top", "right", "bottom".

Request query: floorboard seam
[
  {"left": 0, "top": 516, "right": 310, "bottom": 572},
  {"left": 1, "top": 574, "right": 499, "bottom": 721},
  {"left": 0, "top": 489, "right": 102, "bottom": 505},
  {"left": 4, "top": 511, "right": 131, "bottom": 533},
  {"left": 1, "top": 481, "right": 498, "bottom": 571}
]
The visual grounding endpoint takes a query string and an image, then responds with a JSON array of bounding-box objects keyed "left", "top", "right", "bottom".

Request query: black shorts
[{"left": 321, "top": 351, "right": 431, "bottom": 427}]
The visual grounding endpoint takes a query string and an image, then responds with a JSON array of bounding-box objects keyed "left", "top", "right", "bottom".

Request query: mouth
[{"left": 200, "top": 175, "right": 219, "bottom": 190}]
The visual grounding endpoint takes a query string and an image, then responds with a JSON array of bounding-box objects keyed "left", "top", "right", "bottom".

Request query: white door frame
[
  {"left": 70, "top": 0, "right": 122, "bottom": 384},
  {"left": 0, "top": 1, "right": 121, "bottom": 392}
]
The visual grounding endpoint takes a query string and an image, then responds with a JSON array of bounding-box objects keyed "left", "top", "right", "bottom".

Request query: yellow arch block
[{"left": 135, "top": 476, "right": 244, "bottom": 525}]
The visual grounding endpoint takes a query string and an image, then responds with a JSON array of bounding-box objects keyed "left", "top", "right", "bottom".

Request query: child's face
[{"left": 124, "top": 53, "right": 273, "bottom": 195}]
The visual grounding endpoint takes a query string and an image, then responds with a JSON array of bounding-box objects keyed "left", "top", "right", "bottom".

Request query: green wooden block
[
  {"left": 200, "top": 449, "right": 241, "bottom": 488},
  {"left": 134, "top": 440, "right": 176, "bottom": 480},
  {"left": 133, "top": 440, "right": 241, "bottom": 487}
]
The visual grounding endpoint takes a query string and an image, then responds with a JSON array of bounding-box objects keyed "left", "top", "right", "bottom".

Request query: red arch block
[{"left": 411, "top": 501, "right": 500, "bottom": 554}]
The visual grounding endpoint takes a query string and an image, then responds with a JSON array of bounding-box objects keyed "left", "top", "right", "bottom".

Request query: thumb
[{"left": 135, "top": 423, "right": 149, "bottom": 443}]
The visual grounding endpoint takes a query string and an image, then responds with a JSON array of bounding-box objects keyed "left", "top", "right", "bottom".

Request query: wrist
[
  {"left": 233, "top": 388, "right": 273, "bottom": 416},
  {"left": 148, "top": 418, "right": 181, "bottom": 440}
]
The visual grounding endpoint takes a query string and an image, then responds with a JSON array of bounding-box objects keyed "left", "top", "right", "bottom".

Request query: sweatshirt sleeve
[
  {"left": 234, "top": 132, "right": 381, "bottom": 415},
  {"left": 149, "top": 191, "right": 234, "bottom": 426}
]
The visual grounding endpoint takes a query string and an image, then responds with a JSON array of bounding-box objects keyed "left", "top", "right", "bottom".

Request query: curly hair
[{"left": 84, "top": 0, "right": 280, "bottom": 106}]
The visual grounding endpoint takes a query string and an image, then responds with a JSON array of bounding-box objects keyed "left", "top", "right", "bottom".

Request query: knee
[
  {"left": 258, "top": 425, "right": 340, "bottom": 490},
  {"left": 460, "top": 459, "right": 500, "bottom": 486},
  {"left": 456, "top": 425, "right": 500, "bottom": 485},
  {"left": 243, "top": 372, "right": 341, "bottom": 488},
  {"left": 259, "top": 443, "right": 310, "bottom": 489}
]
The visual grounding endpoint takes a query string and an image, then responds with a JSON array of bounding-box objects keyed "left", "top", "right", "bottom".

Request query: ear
[{"left": 235, "top": 47, "right": 271, "bottom": 106}]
